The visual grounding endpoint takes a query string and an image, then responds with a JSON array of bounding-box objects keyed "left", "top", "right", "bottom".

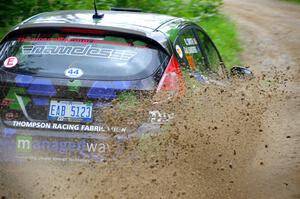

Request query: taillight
[{"left": 157, "top": 55, "right": 185, "bottom": 97}]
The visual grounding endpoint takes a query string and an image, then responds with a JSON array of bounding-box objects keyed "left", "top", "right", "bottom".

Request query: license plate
[{"left": 48, "top": 100, "right": 93, "bottom": 122}]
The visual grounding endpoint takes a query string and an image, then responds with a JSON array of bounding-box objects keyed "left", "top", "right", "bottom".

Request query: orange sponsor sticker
[{"left": 186, "top": 55, "right": 196, "bottom": 70}]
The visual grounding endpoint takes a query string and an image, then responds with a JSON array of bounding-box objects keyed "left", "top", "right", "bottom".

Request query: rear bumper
[
  {"left": 0, "top": 120, "right": 162, "bottom": 139},
  {"left": 0, "top": 119, "right": 162, "bottom": 163}
]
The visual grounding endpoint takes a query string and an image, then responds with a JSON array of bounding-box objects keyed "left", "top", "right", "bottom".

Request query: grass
[
  {"left": 199, "top": 14, "right": 242, "bottom": 68},
  {"left": 284, "top": 0, "right": 300, "bottom": 3}
]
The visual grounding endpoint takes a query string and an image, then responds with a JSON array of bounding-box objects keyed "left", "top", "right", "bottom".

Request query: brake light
[{"left": 157, "top": 55, "right": 185, "bottom": 96}]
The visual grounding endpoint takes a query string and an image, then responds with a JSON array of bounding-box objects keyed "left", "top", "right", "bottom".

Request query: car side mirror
[{"left": 230, "top": 66, "right": 253, "bottom": 78}]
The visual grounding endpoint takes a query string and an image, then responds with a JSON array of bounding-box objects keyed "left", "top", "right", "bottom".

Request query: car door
[{"left": 174, "top": 25, "right": 225, "bottom": 82}]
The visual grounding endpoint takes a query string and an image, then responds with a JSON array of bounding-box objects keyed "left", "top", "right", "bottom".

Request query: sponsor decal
[
  {"left": 17, "top": 37, "right": 130, "bottom": 46},
  {"left": 16, "top": 135, "right": 32, "bottom": 152},
  {"left": 183, "top": 46, "right": 198, "bottom": 54},
  {"left": 15, "top": 136, "right": 109, "bottom": 155},
  {"left": 0, "top": 99, "right": 14, "bottom": 106},
  {"left": 0, "top": 136, "right": 110, "bottom": 162},
  {"left": 11, "top": 120, "right": 127, "bottom": 133},
  {"left": 184, "top": 38, "right": 198, "bottom": 46},
  {"left": 186, "top": 55, "right": 196, "bottom": 70},
  {"left": 86, "top": 143, "right": 108, "bottom": 153},
  {"left": 175, "top": 45, "right": 183, "bottom": 58},
  {"left": 5, "top": 87, "right": 30, "bottom": 111},
  {"left": 21, "top": 45, "right": 137, "bottom": 61},
  {"left": 3, "top": 128, "right": 16, "bottom": 138},
  {"left": 67, "top": 79, "right": 81, "bottom": 93},
  {"left": 64, "top": 68, "right": 84, "bottom": 78},
  {"left": 149, "top": 110, "right": 175, "bottom": 124},
  {"left": 5, "top": 112, "right": 18, "bottom": 120},
  {"left": 3, "top": 56, "right": 18, "bottom": 68}
]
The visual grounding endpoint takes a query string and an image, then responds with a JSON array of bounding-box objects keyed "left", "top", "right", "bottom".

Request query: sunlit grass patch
[
  {"left": 199, "top": 14, "right": 242, "bottom": 68},
  {"left": 284, "top": 0, "right": 300, "bottom": 3}
]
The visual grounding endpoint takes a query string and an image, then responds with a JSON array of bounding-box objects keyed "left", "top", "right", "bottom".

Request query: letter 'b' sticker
[{"left": 4, "top": 56, "right": 18, "bottom": 68}]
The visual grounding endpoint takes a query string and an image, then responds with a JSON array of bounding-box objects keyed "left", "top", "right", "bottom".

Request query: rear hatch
[{"left": 0, "top": 28, "right": 170, "bottom": 134}]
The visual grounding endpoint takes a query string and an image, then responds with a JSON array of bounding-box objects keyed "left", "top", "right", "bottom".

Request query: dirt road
[
  {"left": 0, "top": 0, "right": 299, "bottom": 198},
  {"left": 222, "top": 0, "right": 300, "bottom": 198}
]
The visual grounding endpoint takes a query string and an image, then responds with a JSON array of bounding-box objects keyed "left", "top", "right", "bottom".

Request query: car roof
[
  {"left": 4, "top": 10, "right": 190, "bottom": 55},
  {"left": 20, "top": 10, "right": 180, "bottom": 34}
]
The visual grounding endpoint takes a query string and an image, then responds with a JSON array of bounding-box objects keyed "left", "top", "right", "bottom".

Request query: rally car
[{"left": 0, "top": 9, "right": 251, "bottom": 162}]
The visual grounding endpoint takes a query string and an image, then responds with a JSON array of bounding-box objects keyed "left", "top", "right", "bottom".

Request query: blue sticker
[{"left": 65, "top": 68, "right": 84, "bottom": 78}]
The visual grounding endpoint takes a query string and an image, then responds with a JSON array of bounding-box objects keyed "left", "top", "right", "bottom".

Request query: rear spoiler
[{"left": 12, "top": 23, "right": 147, "bottom": 37}]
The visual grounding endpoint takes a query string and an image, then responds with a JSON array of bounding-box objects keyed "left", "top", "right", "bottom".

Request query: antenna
[{"left": 93, "top": 0, "right": 104, "bottom": 19}]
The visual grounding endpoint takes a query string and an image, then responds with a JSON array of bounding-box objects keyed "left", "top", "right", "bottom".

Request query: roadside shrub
[
  {"left": 0, "top": 0, "right": 222, "bottom": 38},
  {"left": 120, "top": 0, "right": 222, "bottom": 18}
]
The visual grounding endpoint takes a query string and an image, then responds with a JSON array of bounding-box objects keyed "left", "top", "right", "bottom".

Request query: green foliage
[
  {"left": 284, "top": 0, "right": 300, "bottom": 3},
  {"left": 0, "top": 0, "right": 113, "bottom": 37},
  {"left": 122, "top": 0, "right": 222, "bottom": 19},
  {"left": 0, "top": 0, "right": 222, "bottom": 32},
  {"left": 200, "top": 15, "right": 242, "bottom": 67}
]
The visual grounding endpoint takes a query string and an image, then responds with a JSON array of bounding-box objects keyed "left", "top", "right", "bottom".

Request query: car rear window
[{"left": 0, "top": 31, "right": 169, "bottom": 80}]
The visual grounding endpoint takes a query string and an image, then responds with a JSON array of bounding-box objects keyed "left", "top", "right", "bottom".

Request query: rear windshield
[{"left": 0, "top": 31, "right": 168, "bottom": 80}]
